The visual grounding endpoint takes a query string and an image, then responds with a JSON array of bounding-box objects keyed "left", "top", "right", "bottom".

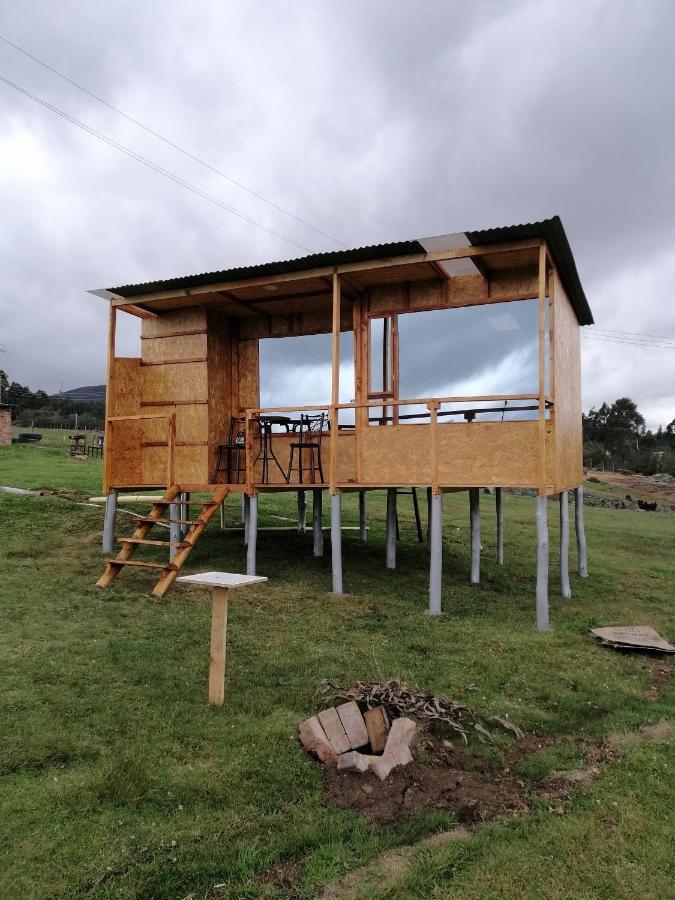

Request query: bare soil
[
  {"left": 323, "top": 736, "right": 529, "bottom": 827},
  {"left": 586, "top": 469, "right": 675, "bottom": 504},
  {"left": 642, "top": 659, "right": 673, "bottom": 702}
]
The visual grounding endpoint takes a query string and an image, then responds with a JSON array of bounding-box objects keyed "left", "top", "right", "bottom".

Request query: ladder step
[
  {"left": 105, "top": 559, "right": 176, "bottom": 570},
  {"left": 138, "top": 517, "right": 203, "bottom": 526},
  {"left": 119, "top": 538, "right": 190, "bottom": 548}
]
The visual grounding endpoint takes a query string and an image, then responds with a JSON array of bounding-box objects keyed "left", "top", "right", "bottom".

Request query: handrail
[{"left": 247, "top": 393, "right": 551, "bottom": 416}]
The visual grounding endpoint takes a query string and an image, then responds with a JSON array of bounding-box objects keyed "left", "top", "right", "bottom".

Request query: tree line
[
  {"left": 0, "top": 370, "right": 104, "bottom": 430},
  {"left": 583, "top": 397, "right": 675, "bottom": 476}
]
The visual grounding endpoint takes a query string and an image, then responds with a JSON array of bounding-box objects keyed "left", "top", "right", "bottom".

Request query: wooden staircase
[{"left": 96, "top": 485, "right": 229, "bottom": 598}]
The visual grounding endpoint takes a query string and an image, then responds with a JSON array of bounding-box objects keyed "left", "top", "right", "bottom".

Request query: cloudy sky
[{"left": 1, "top": 0, "right": 674, "bottom": 428}]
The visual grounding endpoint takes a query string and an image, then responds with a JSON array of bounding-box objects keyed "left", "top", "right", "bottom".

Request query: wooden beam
[
  {"left": 538, "top": 244, "right": 547, "bottom": 495},
  {"left": 111, "top": 239, "right": 543, "bottom": 307},
  {"left": 103, "top": 303, "right": 116, "bottom": 494},
  {"left": 329, "top": 271, "right": 341, "bottom": 494}
]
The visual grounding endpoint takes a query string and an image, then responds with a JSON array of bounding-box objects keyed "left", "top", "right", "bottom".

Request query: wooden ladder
[{"left": 96, "top": 485, "right": 229, "bottom": 599}]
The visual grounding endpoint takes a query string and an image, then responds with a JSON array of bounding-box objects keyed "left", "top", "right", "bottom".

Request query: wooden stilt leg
[
  {"left": 575, "top": 486, "right": 588, "bottom": 577},
  {"left": 358, "top": 491, "right": 367, "bottom": 542},
  {"left": 496, "top": 487, "right": 504, "bottom": 565},
  {"left": 560, "top": 491, "right": 571, "bottom": 598},
  {"left": 470, "top": 488, "right": 480, "bottom": 584},
  {"left": 536, "top": 495, "right": 550, "bottom": 630},
  {"left": 246, "top": 494, "right": 257, "bottom": 576},
  {"left": 298, "top": 489, "right": 307, "bottom": 534},
  {"left": 208, "top": 587, "right": 228, "bottom": 706},
  {"left": 428, "top": 492, "right": 442, "bottom": 615},
  {"left": 313, "top": 489, "right": 323, "bottom": 556},
  {"left": 102, "top": 489, "right": 118, "bottom": 554},
  {"left": 331, "top": 493, "right": 343, "bottom": 594},
  {"left": 386, "top": 488, "right": 397, "bottom": 569}
]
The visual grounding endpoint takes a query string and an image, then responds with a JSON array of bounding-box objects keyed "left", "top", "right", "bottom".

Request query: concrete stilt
[
  {"left": 246, "top": 494, "right": 258, "bottom": 575},
  {"left": 330, "top": 493, "right": 343, "bottom": 594},
  {"left": 536, "top": 495, "right": 550, "bottom": 630},
  {"left": 469, "top": 488, "right": 480, "bottom": 584},
  {"left": 169, "top": 501, "right": 181, "bottom": 561},
  {"left": 240, "top": 493, "right": 246, "bottom": 524},
  {"left": 102, "top": 489, "right": 118, "bottom": 554},
  {"left": 180, "top": 492, "right": 190, "bottom": 540},
  {"left": 386, "top": 488, "right": 397, "bottom": 569},
  {"left": 426, "top": 486, "right": 432, "bottom": 550},
  {"left": 313, "top": 489, "right": 323, "bottom": 556},
  {"left": 574, "top": 486, "right": 588, "bottom": 577},
  {"left": 559, "top": 491, "right": 571, "bottom": 598},
  {"left": 297, "top": 489, "right": 307, "bottom": 534},
  {"left": 243, "top": 494, "right": 250, "bottom": 545},
  {"left": 496, "top": 487, "right": 504, "bottom": 565},
  {"left": 358, "top": 491, "right": 367, "bottom": 542},
  {"left": 428, "top": 492, "right": 443, "bottom": 615}
]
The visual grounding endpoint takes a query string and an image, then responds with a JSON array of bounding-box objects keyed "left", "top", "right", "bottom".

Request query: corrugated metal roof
[{"left": 108, "top": 216, "right": 592, "bottom": 324}]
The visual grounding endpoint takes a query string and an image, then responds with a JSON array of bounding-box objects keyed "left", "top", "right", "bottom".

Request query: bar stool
[
  {"left": 212, "top": 416, "right": 246, "bottom": 483},
  {"left": 286, "top": 413, "right": 326, "bottom": 484}
]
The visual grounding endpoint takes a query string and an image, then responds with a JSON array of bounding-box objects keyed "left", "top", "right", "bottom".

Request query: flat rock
[{"left": 337, "top": 701, "right": 369, "bottom": 749}]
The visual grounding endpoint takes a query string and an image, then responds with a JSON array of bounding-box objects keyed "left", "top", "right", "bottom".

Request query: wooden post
[
  {"left": 297, "top": 490, "right": 307, "bottom": 534},
  {"left": 496, "top": 487, "right": 504, "bottom": 565},
  {"left": 209, "top": 587, "right": 229, "bottom": 706},
  {"left": 102, "top": 304, "right": 116, "bottom": 495},
  {"left": 575, "top": 485, "right": 588, "bottom": 577},
  {"left": 428, "top": 492, "right": 443, "bottom": 615},
  {"left": 329, "top": 271, "right": 341, "bottom": 494},
  {"left": 559, "top": 491, "right": 571, "bottom": 598},
  {"left": 536, "top": 496, "right": 550, "bottom": 629},
  {"left": 313, "top": 489, "right": 323, "bottom": 556},
  {"left": 386, "top": 488, "right": 397, "bottom": 569},
  {"left": 246, "top": 494, "right": 258, "bottom": 575},
  {"left": 469, "top": 488, "right": 480, "bottom": 584},
  {"left": 537, "top": 243, "right": 547, "bottom": 495},
  {"left": 429, "top": 401, "right": 440, "bottom": 495},
  {"left": 102, "top": 489, "right": 118, "bottom": 554},
  {"left": 330, "top": 492, "right": 343, "bottom": 594},
  {"left": 358, "top": 490, "right": 367, "bottom": 542}
]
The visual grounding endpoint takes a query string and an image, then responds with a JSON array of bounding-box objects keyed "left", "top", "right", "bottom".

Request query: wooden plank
[
  {"left": 208, "top": 587, "right": 228, "bottom": 706},
  {"left": 552, "top": 269, "right": 583, "bottom": 491},
  {"left": 238, "top": 339, "right": 260, "bottom": 412},
  {"left": 538, "top": 244, "right": 547, "bottom": 495},
  {"left": 141, "top": 361, "right": 208, "bottom": 404},
  {"left": 329, "top": 271, "right": 341, "bottom": 494},
  {"left": 141, "top": 307, "right": 207, "bottom": 338},
  {"left": 429, "top": 401, "right": 440, "bottom": 494},
  {"left": 103, "top": 304, "right": 116, "bottom": 494}
]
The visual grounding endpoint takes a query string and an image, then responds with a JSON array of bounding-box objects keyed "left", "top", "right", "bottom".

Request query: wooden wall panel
[
  {"left": 141, "top": 362, "right": 208, "bottom": 404},
  {"left": 140, "top": 406, "right": 208, "bottom": 444},
  {"left": 552, "top": 270, "right": 583, "bottom": 491},
  {"left": 359, "top": 421, "right": 553, "bottom": 488},
  {"left": 237, "top": 339, "right": 260, "bottom": 412},
  {"left": 109, "top": 420, "right": 142, "bottom": 485},
  {"left": 142, "top": 333, "right": 207, "bottom": 362},
  {"left": 110, "top": 357, "right": 140, "bottom": 416},
  {"left": 207, "top": 310, "right": 234, "bottom": 476},
  {"left": 141, "top": 445, "right": 208, "bottom": 486},
  {"left": 141, "top": 307, "right": 207, "bottom": 339}
]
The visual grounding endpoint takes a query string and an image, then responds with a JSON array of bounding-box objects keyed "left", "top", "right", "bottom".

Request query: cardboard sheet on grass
[{"left": 591, "top": 626, "right": 674, "bottom": 654}]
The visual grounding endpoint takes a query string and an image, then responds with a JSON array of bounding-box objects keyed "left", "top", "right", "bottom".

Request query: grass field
[{"left": 1, "top": 430, "right": 673, "bottom": 898}]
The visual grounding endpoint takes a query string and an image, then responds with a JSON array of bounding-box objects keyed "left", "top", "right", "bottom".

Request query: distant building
[{"left": 0, "top": 404, "right": 11, "bottom": 445}]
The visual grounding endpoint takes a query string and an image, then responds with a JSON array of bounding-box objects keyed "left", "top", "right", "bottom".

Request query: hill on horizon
[{"left": 50, "top": 385, "right": 106, "bottom": 403}]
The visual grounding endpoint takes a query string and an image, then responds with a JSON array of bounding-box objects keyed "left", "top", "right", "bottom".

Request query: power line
[
  {"left": 590, "top": 327, "right": 675, "bottom": 342},
  {"left": 582, "top": 335, "right": 674, "bottom": 352},
  {"left": 0, "top": 33, "right": 347, "bottom": 248},
  {"left": 590, "top": 331, "right": 675, "bottom": 348},
  {"left": 0, "top": 74, "right": 313, "bottom": 253}
]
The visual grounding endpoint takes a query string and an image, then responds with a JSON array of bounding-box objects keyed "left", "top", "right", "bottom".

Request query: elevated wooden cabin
[{"left": 94, "top": 215, "right": 593, "bottom": 622}]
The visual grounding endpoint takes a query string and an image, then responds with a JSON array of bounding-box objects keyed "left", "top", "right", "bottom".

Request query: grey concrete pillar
[
  {"left": 180, "top": 492, "right": 190, "bottom": 540},
  {"left": 102, "top": 489, "right": 118, "bottom": 554},
  {"left": 297, "top": 489, "right": 307, "bottom": 534},
  {"left": 330, "top": 493, "right": 343, "bottom": 594},
  {"left": 536, "top": 495, "right": 550, "bottom": 630},
  {"left": 169, "top": 501, "right": 181, "bottom": 561},
  {"left": 358, "top": 491, "right": 367, "bottom": 542},
  {"left": 574, "top": 486, "right": 588, "bottom": 577},
  {"left": 560, "top": 491, "right": 571, "bottom": 598},
  {"left": 496, "top": 487, "right": 504, "bottom": 565},
  {"left": 244, "top": 493, "right": 250, "bottom": 545},
  {"left": 313, "top": 489, "right": 323, "bottom": 557},
  {"left": 428, "top": 492, "right": 443, "bottom": 615},
  {"left": 246, "top": 494, "right": 258, "bottom": 575},
  {"left": 386, "top": 488, "right": 397, "bottom": 569},
  {"left": 469, "top": 488, "right": 480, "bottom": 584},
  {"left": 426, "top": 486, "right": 432, "bottom": 550}
]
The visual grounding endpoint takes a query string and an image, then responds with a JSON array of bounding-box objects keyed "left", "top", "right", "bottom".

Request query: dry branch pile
[{"left": 321, "top": 679, "right": 523, "bottom": 744}]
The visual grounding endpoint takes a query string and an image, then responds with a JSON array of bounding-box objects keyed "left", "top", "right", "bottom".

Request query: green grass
[{"left": 0, "top": 440, "right": 673, "bottom": 898}]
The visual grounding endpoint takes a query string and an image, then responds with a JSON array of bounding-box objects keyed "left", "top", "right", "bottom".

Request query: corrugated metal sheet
[{"left": 108, "top": 216, "right": 592, "bottom": 324}]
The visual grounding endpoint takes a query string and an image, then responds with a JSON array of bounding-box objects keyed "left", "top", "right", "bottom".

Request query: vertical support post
[
  {"left": 208, "top": 587, "right": 229, "bottom": 706},
  {"left": 102, "top": 303, "right": 117, "bottom": 495},
  {"left": 246, "top": 494, "right": 258, "bottom": 575},
  {"left": 426, "top": 486, "right": 432, "bottom": 550},
  {"left": 358, "top": 490, "right": 367, "bottom": 542},
  {"left": 169, "top": 501, "right": 181, "bottom": 561},
  {"left": 496, "top": 487, "right": 504, "bottom": 565},
  {"left": 102, "top": 489, "right": 118, "bottom": 554},
  {"left": 469, "top": 488, "right": 480, "bottom": 584},
  {"left": 386, "top": 488, "right": 397, "bottom": 569},
  {"left": 330, "top": 492, "right": 343, "bottom": 594},
  {"left": 575, "top": 485, "right": 588, "bottom": 577},
  {"left": 536, "top": 495, "right": 550, "bottom": 629},
  {"left": 537, "top": 243, "right": 548, "bottom": 495},
  {"left": 167, "top": 412, "right": 177, "bottom": 487},
  {"left": 180, "top": 492, "right": 190, "bottom": 540},
  {"left": 329, "top": 271, "right": 341, "bottom": 494},
  {"left": 313, "top": 489, "right": 323, "bottom": 556},
  {"left": 243, "top": 493, "right": 250, "bottom": 545},
  {"left": 560, "top": 491, "right": 571, "bottom": 598},
  {"left": 297, "top": 489, "right": 307, "bottom": 534},
  {"left": 428, "top": 492, "right": 443, "bottom": 615}
]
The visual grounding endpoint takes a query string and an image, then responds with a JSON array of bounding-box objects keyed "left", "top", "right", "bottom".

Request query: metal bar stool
[
  {"left": 286, "top": 413, "right": 326, "bottom": 484},
  {"left": 212, "top": 416, "right": 246, "bottom": 483}
]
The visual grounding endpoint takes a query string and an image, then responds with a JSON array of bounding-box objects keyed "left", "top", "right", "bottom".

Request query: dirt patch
[
  {"left": 323, "top": 736, "right": 529, "bottom": 827},
  {"left": 504, "top": 733, "right": 558, "bottom": 764},
  {"left": 643, "top": 660, "right": 673, "bottom": 702},
  {"left": 257, "top": 857, "right": 305, "bottom": 892},
  {"left": 586, "top": 469, "right": 675, "bottom": 505}
]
